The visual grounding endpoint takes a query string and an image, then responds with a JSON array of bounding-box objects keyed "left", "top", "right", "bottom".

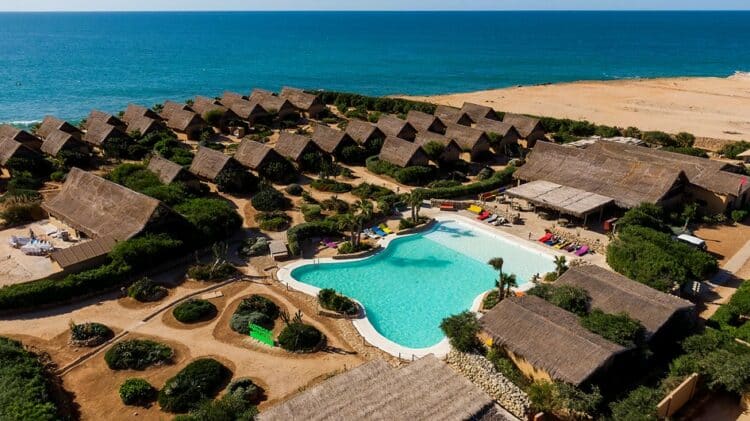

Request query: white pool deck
[{"left": 277, "top": 213, "right": 567, "bottom": 359}]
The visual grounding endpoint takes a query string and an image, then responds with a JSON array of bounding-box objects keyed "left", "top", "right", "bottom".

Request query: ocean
[{"left": 1, "top": 11, "right": 749, "bottom": 123}]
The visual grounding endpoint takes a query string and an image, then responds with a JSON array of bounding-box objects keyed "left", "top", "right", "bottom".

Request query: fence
[{"left": 657, "top": 373, "right": 699, "bottom": 418}]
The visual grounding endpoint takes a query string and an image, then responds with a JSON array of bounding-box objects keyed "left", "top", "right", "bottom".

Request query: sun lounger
[
  {"left": 554, "top": 241, "right": 570, "bottom": 249},
  {"left": 486, "top": 214, "right": 498, "bottom": 223},
  {"left": 379, "top": 224, "right": 393, "bottom": 234},
  {"left": 364, "top": 229, "right": 380, "bottom": 240},
  {"left": 467, "top": 205, "right": 483, "bottom": 214},
  {"left": 545, "top": 237, "right": 559, "bottom": 246},
  {"left": 477, "top": 211, "right": 490, "bottom": 220},
  {"left": 575, "top": 245, "right": 590, "bottom": 256},
  {"left": 440, "top": 203, "right": 455, "bottom": 211},
  {"left": 372, "top": 226, "right": 387, "bottom": 237},
  {"left": 538, "top": 233, "right": 553, "bottom": 242},
  {"left": 493, "top": 217, "right": 508, "bottom": 226}
]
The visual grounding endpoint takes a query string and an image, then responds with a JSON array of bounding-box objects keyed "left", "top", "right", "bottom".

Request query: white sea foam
[
  {"left": 729, "top": 71, "right": 750, "bottom": 80},
  {"left": 0, "top": 120, "right": 41, "bottom": 127}
]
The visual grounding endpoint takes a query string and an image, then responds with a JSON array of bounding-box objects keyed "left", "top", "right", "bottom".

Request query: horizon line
[{"left": 2, "top": 9, "right": 750, "bottom": 13}]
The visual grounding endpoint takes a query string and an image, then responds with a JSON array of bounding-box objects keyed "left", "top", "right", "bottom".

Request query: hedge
[
  {"left": 231, "top": 295, "right": 280, "bottom": 331},
  {"left": 104, "top": 339, "right": 174, "bottom": 370},
  {"left": 580, "top": 309, "right": 645, "bottom": 348},
  {"left": 318, "top": 288, "right": 358, "bottom": 316},
  {"left": 417, "top": 165, "right": 516, "bottom": 200},
  {"left": 0, "top": 337, "right": 60, "bottom": 420},
  {"left": 127, "top": 277, "right": 168, "bottom": 302},
  {"left": 287, "top": 220, "right": 340, "bottom": 255},
  {"left": 316, "top": 91, "right": 437, "bottom": 115},
  {"left": 119, "top": 378, "right": 156, "bottom": 406},
  {"left": 174, "top": 198, "right": 243, "bottom": 244},
  {"left": 158, "top": 358, "right": 231, "bottom": 413},
  {"left": 278, "top": 323, "right": 324, "bottom": 352},
  {"left": 172, "top": 299, "right": 217, "bottom": 324},
  {"left": 70, "top": 322, "right": 113, "bottom": 345},
  {"left": 310, "top": 178, "right": 353, "bottom": 193},
  {"left": 251, "top": 186, "right": 291, "bottom": 211}
]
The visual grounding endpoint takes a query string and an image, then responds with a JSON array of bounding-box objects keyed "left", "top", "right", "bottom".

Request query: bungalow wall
[
  {"left": 684, "top": 185, "right": 733, "bottom": 215},
  {"left": 505, "top": 348, "right": 554, "bottom": 384}
]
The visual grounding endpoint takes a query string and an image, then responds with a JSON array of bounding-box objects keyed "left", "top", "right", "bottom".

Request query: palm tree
[
  {"left": 554, "top": 255, "right": 568, "bottom": 277},
  {"left": 488, "top": 257, "right": 504, "bottom": 293},
  {"left": 407, "top": 190, "right": 424, "bottom": 222},
  {"left": 337, "top": 213, "right": 358, "bottom": 246},
  {"left": 351, "top": 199, "right": 373, "bottom": 246},
  {"left": 501, "top": 273, "right": 518, "bottom": 299}
]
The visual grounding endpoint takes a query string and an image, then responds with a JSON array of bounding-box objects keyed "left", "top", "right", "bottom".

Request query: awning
[{"left": 505, "top": 180, "right": 614, "bottom": 218}]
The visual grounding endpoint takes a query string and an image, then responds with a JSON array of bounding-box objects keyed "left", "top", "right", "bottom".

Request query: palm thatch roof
[
  {"left": 475, "top": 118, "right": 520, "bottom": 138},
  {"left": 122, "top": 104, "right": 161, "bottom": 125},
  {"left": 147, "top": 155, "right": 186, "bottom": 184},
  {"left": 280, "top": 87, "right": 325, "bottom": 114},
  {"left": 127, "top": 116, "right": 163, "bottom": 137},
  {"left": 257, "top": 355, "right": 498, "bottom": 421},
  {"left": 234, "top": 139, "right": 282, "bottom": 170},
  {"left": 345, "top": 119, "right": 384, "bottom": 146},
  {"left": 41, "top": 129, "right": 87, "bottom": 156},
  {"left": 220, "top": 91, "right": 248, "bottom": 106},
  {"left": 444, "top": 123, "right": 492, "bottom": 153},
  {"left": 461, "top": 102, "right": 499, "bottom": 122},
  {"left": 275, "top": 133, "right": 320, "bottom": 162},
  {"left": 37, "top": 116, "right": 81, "bottom": 139},
  {"left": 505, "top": 180, "right": 614, "bottom": 218},
  {"left": 86, "top": 110, "right": 124, "bottom": 129},
  {"left": 166, "top": 109, "right": 205, "bottom": 132},
  {"left": 379, "top": 136, "right": 429, "bottom": 168},
  {"left": 435, "top": 105, "right": 472, "bottom": 126},
  {"left": 556, "top": 265, "right": 694, "bottom": 338},
  {"left": 160, "top": 100, "right": 192, "bottom": 121},
  {"left": 0, "top": 125, "right": 43, "bottom": 150},
  {"left": 481, "top": 295, "right": 626, "bottom": 386},
  {"left": 191, "top": 96, "right": 224, "bottom": 115},
  {"left": 311, "top": 124, "right": 355, "bottom": 154},
  {"left": 42, "top": 168, "right": 161, "bottom": 241},
  {"left": 407, "top": 110, "right": 447, "bottom": 134},
  {"left": 377, "top": 114, "right": 417, "bottom": 141},
  {"left": 414, "top": 132, "right": 462, "bottom": 162},
  {"left": 249, "top": 89, "right": 295, "bottom": 115},
  {"left": 502, "top": 114, "right": 544, "bottom": 138},
  {"left": 50, "top": 236, "right": 117, "bottom": 270},
  {"left": 227, "top": 99, "right": 267, "bottom": 121},
  {"left": 189, "top": 146, "right": 232, "bottom": 180},
  {"left": 0, "top": 137, "right": 40, "bottom": 165},
  {"left": 82, "top": 120, "right": 128, "bottom": 147}
]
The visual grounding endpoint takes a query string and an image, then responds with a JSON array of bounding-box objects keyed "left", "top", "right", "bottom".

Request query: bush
[
  {"left": 608, "top": 386, "right": 661, "bottom": 421},
  {"left": 486, "top": 347, "right": 527, "bottom": 388},
  {"left": 395, "top": 166, "right": 436, "bottom": 186},
  {"left": 1, "top": 202, "right": 42, "bottom": 226},
  {"left": 174, "top": 392, "right": 258, "bottom": 421},
  {"left": 8, "top": 171, "right": 43, "bottom": 191},
  {"left": 320, "top": 197, "right": 349, "bottom": 213},
  {"left": 482, "top": 290, "right": 500, "bottom": 310},
  {"left": 251, "top": 186, "right": 291, "bottom": 212},
  {"left": 720, "top": 140, "right": 750, "bottom": 159},
  {"left": 127, "top": 277, "right": 168, "bottom": 302},
  {"left": 440, "top": 311, "right": 481, "bottom": 352},
  {"left": 0, "top": 337, "right": 60, "bottom": 420},
  {"left": 318, "top": 288, "right": 358, "bottom": 316},
  {"left": 236, "top": 295, "right": 280, "bottom": 320},
  {"left": 70, "top": 321, "right": 113, "bottom": 346},
  {"left": 284, "top": 183, "right": 303, "bottom": 195},
  {"left": 238, "top": 237, "right": 269, "bottom": 258},
  {"left": 175, "top": 198, "right": 242, "bottom": 244},
  {"left": 173, "top": 299, "right": 217, "bottom": 324},
  {"left": 301, "top": 204, "right": 323, "bottom": 222},
  {"left": 287, "top": 220, "right": 340, "bottom": 255},
  {"left": 366, "top": 156, "right": 400, "bottom": 177},
  {"left": 310, "top": 178, "right": 353, "bottom": 193},
  {"left": 227, "top": 377, "right": 263, "bottom": 402},
  {"left": 259, "top": 160, "right": 298, "bottom": 184},
  {"left": 428, "top": 179, "right": 461, "bottom": 188},
  {"left": 580, "top": 309, "right": 645, "bottom": 347},
  {"left": 641, "top": 131, "right": 675, "bottom": 147},
  {"left": 732, "top": 209, "right": 748, "bottom": 223},
  {"left": 476, "top": 167, "right": 494, "bottom": 181},
  {"left": 418, "top": 166, "right": 516, "bottom": 200},
  {"left": 527, "top": 284, "right": 590, "bottom": 316},
  {"left": 662, "top": 146, "right": 708, "bottom": 158},
  {"left": 351, "top": 183, "right": 394, "bottom": 200},
  {"left": 278, "top": 323, "right": 325, "bottom": 352},
  {"left": 230, "top": 312, "right": 272, "bottom": 333},
  {"left": 318, "top": 91, "right": 436, "bottom": 115},
  {"left": 254, "top": 211, "right": 291, "bottom": 231},
  {"left": 187, "top": 262, "right": 237, "bottom": 281},
  {"left": 339, "top": 145, "right": 368, "bottom": 164},
  {"left": 158, "top": 358, "right": 232, "bottom": 413},
  {"left": 337, "top": 241, "right": 371, "bottom": 255},
  {"left": 299, "top": 151, "right": 331, "bottom": 173},
  {"left": 119, "top": 378, "right": 156, "bottom": 406},
  {"left": 104, "top": 339, "right": 174, "bottom": 370},
  {"left": 399, "top": 216, "right": 428, "bottom": 230},
  {"left": 215, "top": 167, "right": 259, "bottom": 195}
]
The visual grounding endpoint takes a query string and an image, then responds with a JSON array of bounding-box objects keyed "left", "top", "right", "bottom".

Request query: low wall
[
  {"left": 445, "top": 350, "right": 531, "bottom": 419},
  {"left": 396, "top": 218, "right": 437, "bottom": 236},
  {"left": 331, "top": 246, "right": 382, "bottom": 260}
]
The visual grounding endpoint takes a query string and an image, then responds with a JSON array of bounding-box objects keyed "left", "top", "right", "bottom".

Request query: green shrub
[
  {"left": 301, "top": 204, "right": 323, "bottom": 222},
  {"left": 50, "top": 169, "right": 67, "bottom": 182},
  {"left": 158, "top": 358, "right": 232, "bottom": 413},
  {"left": 483, "top": 290, "right": 500, "bottom": 310},
  {"left": 9, "top": 171, "right": 43, "bottom": 191},
  {"left": 1, "top": 202, "right": 41, "bottom": 226},
  {"left": 238, "top": 237, "right": 269, "bottom": 258},
  {"left": 428, "top": 179, "right": 461, "bottom": 188},
  {"left": 527, "top": 284, "right": 590, "bottom": 316},
  {"left": 662, "top": 146, "right": 708, "bottom": 158},
  {"left": 317, "top": 91, "right": 436, "bottom": 115},
  {"left": 227, "top": 377, "right": 263, "bottom": 402},
  {"left": 104, "top": 339, "right": 174, "bottom": 370},
  {"left": 641, "top": 131, "right": 675, "bottom": 147},
  {"left": 366, "top": 156, "right": 400, "bottom": 177},
  {"left": 339, "top": 145, "right": 367, "bottom": 164},
  {"left": 319, "top": 197, "right": 349, "bottom": 213},
  {"left": 230, "top": 312, "right": 272, "bottom": 332},
  {"left": 395, "top": 166, "right": 436, "bottom": 186},
  {"left": 285, "top": 183, "right": 303, "bottom": 195},
  {"left": 119, "top": 378, "right": 156, "bottom": 406},
  {"left": 110, "top": 233, "right": 184, "bottom": 270},
  {"left": 187, "top": 262, "right": 237, "bottom": 281},
  {"left": 720, "top": 141, "right": 750, "bottom": 159},
  {"left": 608, "top": 386, "right": 661, "bottom": 421},
  {"left": 417, "top": 166, "right": 516, "bottom": 200},
  {"left": 0, "top": 337, "right": 60, "bottom": 420},
  {"left": 236, "top": 295, "right": 280, "bottom": 320},
  {"left": 318, "top": 288, "right": 358, "bottom": 315},
  {"left": 580, "top": 309, "right": 645, "bottom": 347},
  {"left": 287, "top": 220, "right": 340, "bottom": 255},
  {"left": 440, "top": 311, "right": 481, "bottom": 352},
  {"left": 486, "top": 347, "right": 528, "bottom": 388},
  {"left": 732, "top": 209, "right": 748, "bottom": 223},
  {"left": 173, "top": 299, "right": 217, "bottom": 324},
  {"left": 299, "top": 151, "right": 331, "bottom": 173},
  {"left": 127, "top": 277, "right": 168, "bottom": 302},
  {"left": 278, "top": 323, "right": 325, "bottom": 352},
  {"left": 259, "top": 160, "right": 299, "bottom": 184},
  {"left": 310, "top": 178, "right": 353, "bottom": 193},
  {"left": 215, "top": 166, "right": 259, "bottom": 194},
  {"left": 70, "top": 321, "right": 113, "bottom": 345},
  {"left": 251, "top": 186, "right": 291, "bottom": 211},
  {"left": 175, "top": 198, "right": 242, "bottom": 244},
  {"left": 174, "top": 392, "right": 258, "bottom": 421},
  {"left": 351, "top": 183, "right": 394, "bottom": 199},
  {"left": 254, "top": 210, "right": 291, "bottom": 231}
]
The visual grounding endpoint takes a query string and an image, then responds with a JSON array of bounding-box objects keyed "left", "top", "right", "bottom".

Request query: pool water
[{"left": 291, "top": 220, "right": 556, "bottom": 348}]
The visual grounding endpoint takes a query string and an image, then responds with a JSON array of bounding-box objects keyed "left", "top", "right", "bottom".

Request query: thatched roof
[
  {"left": 377, "top": 114, "right": 417, "bottom": 141},
  {"left": 379, "top": 136, "right": 428, "bottom": 168},
  {"left": 41, "top": 129, "right": 85, "bottom": 156},
  {"left": 435, "top": 105, "right": 472, "bottom": 126},
  {"left": 189, "top": 146, "right": 232, "bottom": 180},
  {"left": 0, "top": 125, "right": 43, "bottom": 150},
  {"left": 249, "top": 89, "right": 295, "bottom": 114},
  {"left": 257, "top": 355, "right": 497, "bottom": 421},
  {"left": 275, "top": 133, "right": 320, "bottom": 162},
  {"left": 42, "top": 168, "right": 161, "bottom": 240},
  {"left": 414, "top": 132, "right": 462, "bottom": 162},
  {"left": 37, "top": 116, "right": 81, "bottom": 139},
  {"left": 503, "top": 114, "right": 544, "bottom": 138},
  {"left": 160, "top": 100, "right": 192, "bottom": 121},
  {"left": 311, "top": 124, "right": 355, "bottom": 154},
  {"left": 345, "top": 119, "right": 384, "bottom": 145},
  {"left": 147, "top": 155, "right": 186, "bottom": 184},
  {"left": 82, "top": 120, "right": 128, "bottom": 147},
  {"left": 0, "top": 137, "right": 40, "bottom": 165},
  {"left": 50, "top": 236, "right": 117, "bottom": 269},
  {"left": 86, "top": 110, "right": 123, "bottom": 129},
  {"left": 461, "top": 102, "right": 499, "bottom": 122},
  {"left": 228, "top": 99, "right": 267, "bottom": 121},
  {"left": 481, "top": 295, "right": 626, "bottom": 386},
  {"left": 234, "top": 139, "right": 281, "bottom": 170},
  {"left": 445, "top": 123, "right": 491, "bottom": 152},
  {"left": 407, "top": 110, "right": 447, "bottom": 134},
  {"left": 557, "top": 265, "right": 694, "bottom": 338},
  {"left": 166, "top": 109, "right": 204, "bottom": 132},
  {"left": 280, "top": 87, "right": 323, "bottom": 111},
  {"left": 505, "top": 180, "right": 614, "bottom": 218},
  {"left": 122, "top": 104, "right": 161, "bottom": 125},
  {"left": 475, "top": 118, "right": 520, "bottom": 138},
  {"left": 127, "top": 116, "right": 163, "bottom": 137},
  {"left": 220, "top": 91, "right": 248, "bottom": 106},
  {"left": 191, "top": 96, "right": 227, "bottom": 116}
]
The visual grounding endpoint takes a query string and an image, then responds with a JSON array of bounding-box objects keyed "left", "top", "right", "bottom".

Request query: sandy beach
[{"left": 404, "top": 75, "right": 750, "bottom": 147}]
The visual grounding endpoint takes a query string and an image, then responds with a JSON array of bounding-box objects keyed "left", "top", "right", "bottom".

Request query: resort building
[
  {"left": 0, "top": 136, "right": 42, "bottom": 168},
  {"left": 36, "top": 115, "right": 82, "bottom": 140},
  {"left": 345, "top": 119, "right": 386, "bottom": 150},
  {"left": 85, "top": 110, "right": 125, "bottom": 130},
  {"left": 379, "top": 136, "right": 429, "bottom": 167},
  {"left": 274, "top": 133, "right": 323, "bottom": 164},
  {"left": 406, "top": 110, "right": 447, "bottom": 134},
  {"left": 377, "top": 114, "right": 418, "bottom": 141},
  {"left": 474, "top": 118, "right": 521, "bottom": 154},
  {"left": 460, "top": 102, "right": 500, "bottom": 123},
  {"left": 226, "top": 99, "right": 268, "bottom": 125},
  {"left": 444, "top": 123, "right": 492, "bottom": 161},
  {"left": 414, "top": 132, "right": 462, "bottom": 163},
  {"left": 189, "top": 146, "right": 236, "bottom": 182},
  {"left": 258, "top": 355, "right": 507, "bottom": 421},
  {"left": 481, "top": 295, "right": 627, "bottom": 386},
  {"left": 233, "top": 139, "right": 285, "bottom": 171},
  {"left": 40, "top": 129, "right": 90, "bottom": 158},
  {"left": 515, "top": 140, "right": 750, "bottom": 214},
  {"left": 121, "top": 104, "right": 161, "bottom": 125},
  {"left": 249, "top": 89, "right": 298, "bottom": 120},
  {"left": 502, "top": 114, "right": 546, "bottom": 147},
  {"left": 0, "top": 124, "right": 43, "bottom": 151},
  {"left": 191, "top": 96, "right": 240, "bottom": 133},
  {"left": 280, "top": 87, "right": 326, "bottom": 118},
  {"left": 434, "top": 104, "right": 473, "bottom": 126},
  {"left": 556, "top": 265, "right": 695, "bottom": 342},
  {"left": 147, "top": 155, "right": 194, "bottom": 185},
  {"left": 311, "top": 124, "right": 357, "bottom": 156},
  {"left": 82, "top": 120, "right": 128, "bottom": 149},
  {"left": 126, "top": 116, "right": 164, "bottom": 137},
  {"left": 159, "top": 100, "right": 192, "bottom": 121},
  {"left": 165, "top": 109, "right": 206, "bottom": 140},
  {"left": 220, "top": 91, "right": 248, "bottom": 106}
]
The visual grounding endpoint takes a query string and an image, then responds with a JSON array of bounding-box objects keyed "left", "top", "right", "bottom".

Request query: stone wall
[{"left": 445, "top": 350, "right": 531, "bottom": 419}]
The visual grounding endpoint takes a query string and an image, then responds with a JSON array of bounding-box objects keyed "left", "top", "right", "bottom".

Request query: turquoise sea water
[
  {"left": 1, "top": 11, "right": 749, "bottom": 123},
  {"left": 291, "top": 220, "right": 556, "bottom": 348}
]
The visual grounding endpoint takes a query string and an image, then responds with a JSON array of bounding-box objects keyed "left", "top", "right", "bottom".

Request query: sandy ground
[{"left": 404, "top": 75, "right": 750, "bottom": 144}]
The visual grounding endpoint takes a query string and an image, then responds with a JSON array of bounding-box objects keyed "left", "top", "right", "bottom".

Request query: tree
[
  {"left": 440, "top": 311, "right": 481, "bottom": 352},
  {"left": 488, "top": 257, "right": 504, "bottom": 290},
  {"left": 422, "top": 141, "right": 446, "bottom": 165},
  {"left": 554, "top": 255, "right": 568, "bottom": 277},
  {"left": 609, "top": 386, "right": 660, "bottom": 421},
  {"left": 351, "top": 199, "right": 373, "bottom": 247},
  {"left": 407, "top": 189, "right": 424, "bottom": 222},
  {"left": 500, "top": 273, "right": 518, "bottom": 299}
]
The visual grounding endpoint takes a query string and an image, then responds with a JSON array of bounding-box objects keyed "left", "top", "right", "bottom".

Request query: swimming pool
[{"left": 286, "top": 218, "right": 557, "bottom": 353}]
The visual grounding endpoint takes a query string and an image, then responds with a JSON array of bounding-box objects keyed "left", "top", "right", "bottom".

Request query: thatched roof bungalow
[
  {"left": 407, "top": 110, "right": 447, "bottom": 134},
  {"left": 377, "top": 114, "right": 417, "bottom": 141},
  {"left": 36, "top": 116, "right": 81, "bottom": 140},
  {"left": 191, "top": 96, "right": 240, "bottom": 132},
  {"left": 189, "top": 146, "right": 233, "bottom": 181},
  {"left": 345, "top": 120, "right": 385, "bottom": 150},
  {"left": 311, "top": 124, "right": 356, "bottom": 156},
  {"left": 556, "top": 265, "right": 695, "bottom": 340},
  {"left": 165, "top": 109, "right": 206, "bottom": 140},
  {"left": 461, "top": 102, "right": 500, "bottom": 123},
  {"left": 220, "top": 91, "right": 248, "bottom": 106},
  {"left": 159, "top": 100, "right": 192, "bottom": 121},
  {"left": 85, "top": 110, "right": 124, "bottom": 130},
  {"left": 435, "top": 105, "right": 473, "bottom": 126},
  {"left": 258, "top": 355, "right": 502, "bottom": 421},
  {"left": 127, "top": 116, "right": 164, "bottom": 137},
  {"left": 50, "top": 236, "right": 118, "bottom": 273},
  {"left": 227, "top": 99, "right": 268, "bottom": 124},
  {"left": 275, "top": 133, "right": 322, "bottom": 163},
  {"left": 122, "top": 104, "right": 161, "bottom": 125},
  {"left": 234, "top": 139, "right": 285, "bottom": 171},
  {"left": 414, "top": 132, "right": 462, "bottom": 163},
  {"left": 475, "top": 118, "right": 521, "bottom": 155},
  {"left": 444, "top": 123, "right": 492, "bottom": 160},
  {"left": 41, "top": 129, "right": 90, "bottom": 157},
  {"left": 503, "top": 114, "right": 546, "bottom": 147},
  {"left": 0, "top": 125, "right": 43, "bottom": 151},
  {"left": 82, "top": 120, "right": 128, "bottom": 148},
  {"left": 0, "top": 137, "right": 42, "bottom": 167},
  {"left": 481, "top": 295, "right": 627, "bottom": 386},
  {"left": 379, "top": 136, "right": 429, "bottom": 168},
  {"left": 280, "top": 87, "right": 326, "bottom": 118},
  {"left": 147, "top": 155, "right": 191, "bottom": 184},
  {"left": 42, "top": 168, "right": 163, "bottom": 241},
  {"left": 249, "top": 89, "right": 297, "bottom": 120}
]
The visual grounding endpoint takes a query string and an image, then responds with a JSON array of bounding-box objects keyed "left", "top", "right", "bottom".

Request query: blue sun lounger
[{"left": 372, "top": 226, "right": 387, "bottom": 237}]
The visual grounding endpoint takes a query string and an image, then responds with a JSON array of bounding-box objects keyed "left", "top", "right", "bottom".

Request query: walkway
[{"left": 702, "top": 239, "right": 750, "bottom": 319}]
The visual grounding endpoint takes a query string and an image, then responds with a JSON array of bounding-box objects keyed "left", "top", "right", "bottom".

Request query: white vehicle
[{"left": 677, "top": 234, "right": 707, "bottom": 251}]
